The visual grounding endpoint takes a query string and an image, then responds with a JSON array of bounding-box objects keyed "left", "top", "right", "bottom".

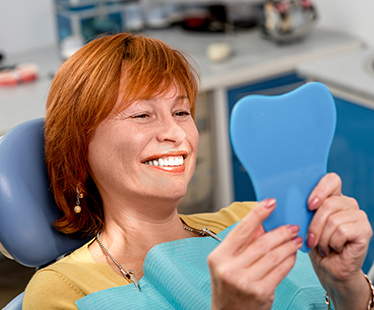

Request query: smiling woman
[
  {"left": 22, "top": 32, "right": 373, "bottom": 310},
  {"left": 44, "top": 33, "right": 199, "bottom": 238}
]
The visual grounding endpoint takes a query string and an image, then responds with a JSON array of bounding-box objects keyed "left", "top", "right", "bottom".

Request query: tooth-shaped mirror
[{"left": 230, "top": 82, "right": 336, "bottom": 252}]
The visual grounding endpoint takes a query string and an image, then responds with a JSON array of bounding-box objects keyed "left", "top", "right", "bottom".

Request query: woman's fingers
[
  {"left": 307, "top": 173, "right": 342, "bottom": 211},
  {"left": 237, "top": 250, "right": 298, "bottom": 300},
  {"left": 329, "top": 216, "right": 371, "bottom": 254},
  {"left": 257, "top": 250, "right": 299, "bottom": 290},
  {"left": 318, "top": 209, "right": 371, "bottom": 255},
  {"left": 307, "top": 195, "right": 358, "bottom": 249},
  {"left": 317, "top": 209, "right": 357, "bottom": 255},
  {"left": 309, "top": 210, "right": 372, "bottom": 283},
  {"left": 242, "top": 234, "right": 302, "bottom": 282},
  {"left": 218, "top": 198, "right": 276, "bottom": 257},
  {"left": 236, "top": 224, "right": 301, "bottom": 269}
]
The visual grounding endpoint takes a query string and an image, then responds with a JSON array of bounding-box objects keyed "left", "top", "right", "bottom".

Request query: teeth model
[{"left": 145, "top": 156, "right": 184, "bottom": 167}]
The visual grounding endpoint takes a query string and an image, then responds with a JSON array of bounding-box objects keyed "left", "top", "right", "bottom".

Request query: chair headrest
[{"left": 0, "top": 118, "right": 89, "bottom": 267}]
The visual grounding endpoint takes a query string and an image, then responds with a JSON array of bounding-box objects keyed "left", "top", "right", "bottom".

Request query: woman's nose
[{"left": 156, "top": 117, "right": 186, "bottom": 144}]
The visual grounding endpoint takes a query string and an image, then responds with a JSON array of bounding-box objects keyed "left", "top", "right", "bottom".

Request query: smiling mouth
[{"left": 143, "top": 155, "right": 184, "bottom": 167}]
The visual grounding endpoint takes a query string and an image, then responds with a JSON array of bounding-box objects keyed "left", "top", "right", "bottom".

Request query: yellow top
[{"left": 23, "top": 202, "right": 256, "bottom": 310}]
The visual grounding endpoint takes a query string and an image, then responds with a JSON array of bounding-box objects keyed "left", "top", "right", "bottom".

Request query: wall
[
  {"left": 0, "top": 0, "right": 57, "bottom": 56},
  {"left": 313, "top": 0, "right": 374, "bottom": 47}
]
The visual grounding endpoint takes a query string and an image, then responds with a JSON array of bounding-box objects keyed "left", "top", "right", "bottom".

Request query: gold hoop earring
[{"left": 74, "top": 187, "right": 84, "bottom": 214}]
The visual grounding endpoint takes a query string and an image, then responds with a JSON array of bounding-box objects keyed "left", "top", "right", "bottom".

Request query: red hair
[{"left": 44, "top": 33, "right": 200, "bottom": 237}]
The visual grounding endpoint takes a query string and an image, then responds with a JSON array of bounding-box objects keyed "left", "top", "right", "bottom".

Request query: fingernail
[
  {"left": 288, "top": 225, "right": 300, "bottom": 235},
  {"left": 306, "top": 233, "right": 316, "bottom": 248},
  {"left": 318, "top": 246, "right": 327, "bottom": 257},
  {"left": 308, "top": 197, "right": 320, "bottom": 210},
  {"left": 293, "top": 236, "right": 303, "bottom": 245},
  {"left": 264, "top": 198, "right": 276, "bottom": 209}
]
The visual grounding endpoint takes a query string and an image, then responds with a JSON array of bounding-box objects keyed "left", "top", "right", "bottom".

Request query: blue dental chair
[{"left": 0, "top": 118, "right": 89, "bottom": 310}]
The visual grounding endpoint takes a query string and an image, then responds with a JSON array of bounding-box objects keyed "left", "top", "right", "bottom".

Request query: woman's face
[{"left": 88, "top": 87, "right": 199, "bottom": 208}]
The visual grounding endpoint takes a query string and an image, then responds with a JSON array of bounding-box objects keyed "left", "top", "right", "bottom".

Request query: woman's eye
[
  {"left": 133, "top": 114, "right": 149, "bottom": 119},
  {"left": 174, "top": 111, "right": 191, "bottom": 117}
]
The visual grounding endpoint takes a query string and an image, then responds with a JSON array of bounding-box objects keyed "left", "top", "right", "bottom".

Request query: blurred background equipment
[
  {"left": 55, "top": 0, "right": 128, "bottom": 42},
  {"left": 0, "top": 64, "right": 39, "bottom": 87},
  {"left": 54, "top": 0, "right": 265, "bottom": 40},
  {"left": 55, "top": 0, "right": 130, "bottom": 58},
  {"left": 262, "top": 0, "right": 318, "bottom": 43},
  {"left": 53, "top": 0, "right": 319, "bottom": 60}
]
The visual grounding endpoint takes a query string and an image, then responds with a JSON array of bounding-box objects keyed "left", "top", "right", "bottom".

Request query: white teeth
[{"left": 144, "top": 156, "right": 184, "bottom": 167}]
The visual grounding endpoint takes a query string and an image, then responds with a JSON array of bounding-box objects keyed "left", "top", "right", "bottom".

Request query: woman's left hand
[{"left": 306, "top": 173, "right": 373, "bottom": 309}]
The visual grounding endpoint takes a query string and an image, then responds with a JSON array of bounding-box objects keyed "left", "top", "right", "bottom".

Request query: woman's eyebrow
[
  {"left": 131, "top": 95, "right": 188, "bottom": 103},
  {"left": 175, "top": 95, "right": 189, "bottom": 102}
]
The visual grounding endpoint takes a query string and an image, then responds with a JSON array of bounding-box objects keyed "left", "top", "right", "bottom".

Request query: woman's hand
[
  {"left": 208, "top": 199, "right": 303, "bottom": 310},
  {"left": 306, "top": 173, "right": 373, "bottom": 309}
]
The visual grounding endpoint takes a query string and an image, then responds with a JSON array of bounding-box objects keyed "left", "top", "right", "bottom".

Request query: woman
[{"left": 23, "top": 33, "right": 373, "bottom": 309}]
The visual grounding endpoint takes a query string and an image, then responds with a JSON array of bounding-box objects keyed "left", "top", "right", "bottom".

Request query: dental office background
[
  {"left": 1, "top": 0, "right": 374, "bottom": 55},
  {"left": 1, "top": 0, "right": 374, "bottom": 307}
]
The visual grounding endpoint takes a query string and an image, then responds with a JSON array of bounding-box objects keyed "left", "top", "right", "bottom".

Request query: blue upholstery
[
  {"left": 3, "top": 293, "right": 24, "bottom": 310},
  {"left": 0, "top": 118, "right": 89, "bottom": 309}
]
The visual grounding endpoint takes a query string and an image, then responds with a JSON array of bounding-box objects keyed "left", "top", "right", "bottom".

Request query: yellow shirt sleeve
[{"left": 23, "top": 269, "right": 83, "bottom": 310}]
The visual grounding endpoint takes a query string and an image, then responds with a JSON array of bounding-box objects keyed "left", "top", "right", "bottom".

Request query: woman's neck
[{"left": 88, "top": 198, "right": 191, "bottom": 279}]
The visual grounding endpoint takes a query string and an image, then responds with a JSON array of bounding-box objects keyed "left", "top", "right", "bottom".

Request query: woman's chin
[{"left": 147, "top": 187, "right": 188, "bottom": 204}]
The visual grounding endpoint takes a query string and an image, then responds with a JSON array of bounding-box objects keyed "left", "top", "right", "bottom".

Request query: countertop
[
  {"left": 0, "top": 27, "right": 362, "bottom": 134},
  {"left": 146, "top": 27, "right": 362, "bottom": 90},
  {"left": 297, "top": 47, "right": 374, "bottom": 107}
]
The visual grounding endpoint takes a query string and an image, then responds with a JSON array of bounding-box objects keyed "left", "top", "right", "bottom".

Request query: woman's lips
[
  {"left": 143, "top": 155, "right": 185, "bottom": 173},
  {"left": 151, "top": 164, "right": 185, "bottom": 173}
]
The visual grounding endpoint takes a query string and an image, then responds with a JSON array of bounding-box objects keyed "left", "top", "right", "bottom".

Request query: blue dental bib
[{"left": 76, "top": 224, "right": 328, "bottom": 309}]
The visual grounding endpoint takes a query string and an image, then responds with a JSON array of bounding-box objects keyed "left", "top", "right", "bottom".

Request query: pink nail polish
[
  {"left": 288, "top": 225, "right": 300, "bottom": 234},
  {"left": 293, "top": 236, "right": 303, "bottom": 245},
  {"left": 264, "top": 198, "right": 276, "bottom": 209},
  {"left": 306, "top": 233, "right": 316, "bottom": 248},
  {"left": 308, "top": 197, "right": 320, "bottom": 210}
]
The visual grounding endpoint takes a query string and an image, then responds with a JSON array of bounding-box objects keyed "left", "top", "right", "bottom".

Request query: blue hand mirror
[{"left": 230, "top": 82, "right": 336, "bottom": 252}]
